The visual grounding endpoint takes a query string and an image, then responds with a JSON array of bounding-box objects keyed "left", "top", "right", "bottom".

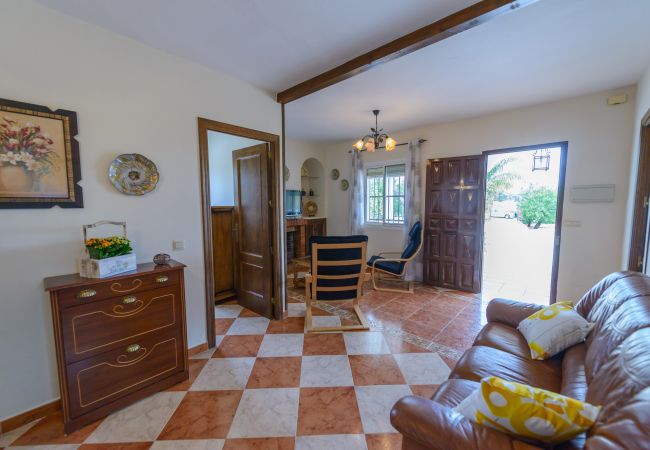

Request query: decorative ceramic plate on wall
[
  {"left": 330, "top": 168, "right": 340, "bottom": 180},
  {"left": 341, "top": 179, "right": 349, "bottom": 191},
  {"left": 108, "top": 153, "right": 159, "bottom": 196}
]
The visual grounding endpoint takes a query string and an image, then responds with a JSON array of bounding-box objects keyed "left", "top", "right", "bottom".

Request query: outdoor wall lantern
[{"left": 532, "top": 148, "right": 551, "bottom": 171}]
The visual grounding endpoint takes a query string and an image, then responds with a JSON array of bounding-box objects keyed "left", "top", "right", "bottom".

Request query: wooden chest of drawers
[{"left": 44, "top": 260, "right": 188, "bottom": 433}]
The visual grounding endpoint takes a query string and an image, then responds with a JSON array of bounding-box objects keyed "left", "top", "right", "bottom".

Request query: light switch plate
[{"left": 172, "top": 240, "right": 185, "bottom": 251}]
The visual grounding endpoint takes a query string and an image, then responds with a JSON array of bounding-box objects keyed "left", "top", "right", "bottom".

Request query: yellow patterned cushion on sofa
[
  {"left": 517, "top": 301, "right": 594, "bottom": 360},
  {"left": 454, "top": 376, "right": 601, "bottom": 444}
]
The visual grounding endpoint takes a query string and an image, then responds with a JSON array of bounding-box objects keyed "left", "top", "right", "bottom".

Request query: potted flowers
[
  {"left": 79, "top": 221, "right": 137, "bottom": 278},
  {"left": 0, "top": 116, "right": 58, "bottom": 192}
]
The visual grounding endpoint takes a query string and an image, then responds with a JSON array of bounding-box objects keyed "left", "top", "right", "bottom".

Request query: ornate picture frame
[{"left": 0, "top": 98, "right": 83, "bottom": 208}]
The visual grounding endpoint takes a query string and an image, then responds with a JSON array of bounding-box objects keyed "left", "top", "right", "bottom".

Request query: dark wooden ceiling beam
[{"left": 276, "top": 0, "right": 539, "bottom": 104}]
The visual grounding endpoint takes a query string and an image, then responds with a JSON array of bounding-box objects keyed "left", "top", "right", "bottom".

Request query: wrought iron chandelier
[{"left": 353, "top": 110, "right": 397, "bottom": 153}]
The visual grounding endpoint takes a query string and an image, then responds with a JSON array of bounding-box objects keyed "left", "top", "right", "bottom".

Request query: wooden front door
[
  {"left": 232, "top": 144, "right": 274, "bottom": 317},
  {"left": 423, "top": 156, "right": 484, "bottom": 292}
]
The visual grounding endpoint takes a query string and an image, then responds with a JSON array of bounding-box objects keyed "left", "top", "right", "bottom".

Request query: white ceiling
[
  {"left": 286, "top": 0, "right": 650, "bottom": 141},
  {"left": 35, "top": 0, "right": 476, "bottom": 93},
  {"left": 37, "top": 0, "right": 650, "bottom": 142}
]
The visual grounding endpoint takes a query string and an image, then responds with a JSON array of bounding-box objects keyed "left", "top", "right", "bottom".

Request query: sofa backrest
[
  {"left": 573, "top": 271, "right": 650, "bottom": 445},
  {"left": 575, "top": 272, "right": 650, "bottom": 384}
]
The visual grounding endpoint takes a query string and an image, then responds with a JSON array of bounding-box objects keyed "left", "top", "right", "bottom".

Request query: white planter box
[{"left": 79, "top": 253, "right": 137, "bottom": 278}]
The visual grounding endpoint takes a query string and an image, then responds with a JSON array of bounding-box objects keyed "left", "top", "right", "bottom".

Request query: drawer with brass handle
[
  {"left": 60, "top": 286, "right": 181, "bottom": 362},
  {"left": 65, "top": 330, "right": 183, "bottom": 418},
  {"left": 77, "top": 289, "right": 97, "bottom": 299},
  {"left": 58, "top": 269, "right": 180, "bottom": 309},
  {"left": 45, "top": 260, "right": 188, "bottom": 434}
]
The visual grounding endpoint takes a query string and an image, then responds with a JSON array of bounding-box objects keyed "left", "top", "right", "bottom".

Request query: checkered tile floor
[{"left": 1, "top": 284, "right": 485, "bottom": 450}]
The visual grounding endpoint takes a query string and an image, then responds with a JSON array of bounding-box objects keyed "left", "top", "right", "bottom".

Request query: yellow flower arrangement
[{"left": 85, "top": 236, "right": 132, "bottom": 260}]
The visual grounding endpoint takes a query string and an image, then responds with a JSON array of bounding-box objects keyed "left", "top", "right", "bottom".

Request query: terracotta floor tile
[
  {"left": 375, "top": 299, "right": 423, "bottom": 319},
  {"left": 348, "top": 355, "right": 406, "bottom": 386},
  {"left": 365, "top": 433, "right": 403, "bottom": 450},
  {"left": 267, "top": 317, "right": 305, "bottom": 334},
  {"left": 400, "top": 319, "right": 442, "bottom": 341},
  {"left": 359, "top": 291, "right": 400, "bottom": 309},
  {"left": 223, "top": 437, "right": 295, "bottom": 450},
  {"left": 364, "top": 308, "right": 404, "bottom": 330},
  {"left": 309, "top": 306, "right": 334, "bottom": 316},
  {"left": 383, "top": 334, "right": 429, "bottom": 353},
  {"left": 167, "top": 358, "right": 207, "bottom": 391},
  {"left": 239, "top": 308, "right": 262, "bottom": 317},
  {"left": 419, "top": 295, "right": 467, "bottom": 317},
  {"left": 409, "top": 384, "right": 440, "bottom": 399},
  {"left": 215, "top": 318, "right": 235, "bottom": 334},
  {"left": 432, "top": 326, "right": 480, "bottom": 353},
  {"left": 246, "top": 357, "right": 301, "bottom": 388},
  {"left": 302, "top": 333, "right": 347, "bottom": 356},
  {"left": 214, "top": 335, "right": 264, "bottom": 358},
  {"left": 12, "top": 412, "right": 101, "bottom": 445},
  {"left": 79, "top": 444, "right": 153, "bottom": 450},
  {"left": 297, "top": 387, "right": 363, "bottom": 435},
  {"left": 406, "top": 308, "right": 454, "bottom": 332},
  {"left": 157, "top": 390, "right": 243, "bottom": 440}
]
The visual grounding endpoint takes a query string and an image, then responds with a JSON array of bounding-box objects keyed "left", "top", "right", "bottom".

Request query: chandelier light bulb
[
  {"left": 385, "top": 137, "right": 396, "bottom": 151},
  {"left": 354, "top": 139, "right": 365, "bottom": 151}
]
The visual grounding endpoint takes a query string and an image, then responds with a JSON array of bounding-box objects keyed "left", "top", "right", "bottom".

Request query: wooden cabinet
[
  {"left": 286, "top": 217, "right": 327, "bottom": 258},
  {"left": 212, "top": 206, "right": 236, "bottom": 301},
  {"left": 44, "top": 261, "right": 188, "bottom": 434}
]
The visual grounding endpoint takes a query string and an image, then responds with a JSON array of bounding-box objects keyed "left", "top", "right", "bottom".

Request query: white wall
[
  {"left": 285, "top": 138, "right": 327, "bottom": 215},
  {"left": 325, "top": 87, "right": 636, "bottom": 301},
  {"left": 623, "top": 63, "right": 650, "bottom": 272},
  {"left": 0, "top": 0, "right": 280, "bottom": 420},
  {"left": 208, "top": 131, "right": 264, "bottom": 206}
]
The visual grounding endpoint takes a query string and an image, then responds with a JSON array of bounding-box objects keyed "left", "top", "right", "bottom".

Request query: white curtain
[
  {"left": 404, "top": 139, "right": 423, "bottom": 281},
  {"left": 349, "top": 149, "right": 365, "bottom": 235}
]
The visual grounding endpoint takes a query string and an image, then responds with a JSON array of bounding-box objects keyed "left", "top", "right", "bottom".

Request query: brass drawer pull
[
  {"left": 122, "top": 296, "right": 137, "bottom": 305},
  {"left": 126, "top": 344, "right": 141, "bottom": 353},
  {"left": 155, "top": 275, "right": 169, "bottom": 283},
  {"left": 77, "top": 289, "right": 97, "bottom": 299}
]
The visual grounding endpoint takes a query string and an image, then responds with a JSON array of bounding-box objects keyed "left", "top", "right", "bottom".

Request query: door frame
[
  {"left": 628, "top": 117, "right": 650, "bottom": 272},
  {"left": 198, "top": 117, "right": 285, "bottom": 348},
  {"left": 481, "top": 141, "right": 568, "bottom": 303}
]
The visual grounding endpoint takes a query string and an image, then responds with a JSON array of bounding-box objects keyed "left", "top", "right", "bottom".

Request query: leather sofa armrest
[
  {"left": 486, "top": 298, "right": 544, "bottom": 327},
  {"left": 390, "top": 396, "right": 534, "bottom": 450}
]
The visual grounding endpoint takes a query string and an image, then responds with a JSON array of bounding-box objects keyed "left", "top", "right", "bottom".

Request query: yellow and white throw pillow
[
  {"left": 454, "top": 376, "right": 600, "bottom": 444},
  {"left": 517, "top": 301, "right": 593, "bottom": 360}
]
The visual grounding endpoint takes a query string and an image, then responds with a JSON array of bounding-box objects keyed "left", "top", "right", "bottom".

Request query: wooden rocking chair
[
  {"left": 367, "top": 221, "right": 423, "bottom": 294},
  {"left": 305, "top": 235, "right": 370, "bottom": 332}
]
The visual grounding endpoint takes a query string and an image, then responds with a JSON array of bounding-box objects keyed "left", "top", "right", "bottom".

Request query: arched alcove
[{"left": 301, "top": 157, "right": 325, "bottom": 216}]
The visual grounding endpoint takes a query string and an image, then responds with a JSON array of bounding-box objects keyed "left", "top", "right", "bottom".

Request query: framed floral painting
[{"left": 0, "top": 98, "right": 83, "bottom": 208}]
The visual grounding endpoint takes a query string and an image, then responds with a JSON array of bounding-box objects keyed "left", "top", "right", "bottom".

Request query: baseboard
[
  {"left": 1, "top": 343, "right": 209, "bottom": 434},
  {"left": 187, "top": 342, "right": 209, "bottom": 357},
  {"left": 0, "top": 399, "right": 61, "bottom": 434}
]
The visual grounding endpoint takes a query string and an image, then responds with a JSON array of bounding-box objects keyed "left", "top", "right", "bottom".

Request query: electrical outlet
[{"left": 172, "top": 240, "right": 185, "bottom": 251}]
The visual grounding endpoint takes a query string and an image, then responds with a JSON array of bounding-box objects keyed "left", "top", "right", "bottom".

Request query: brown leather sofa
[{"left": 391, "top": 272, "right": 650, "bottom": 449}]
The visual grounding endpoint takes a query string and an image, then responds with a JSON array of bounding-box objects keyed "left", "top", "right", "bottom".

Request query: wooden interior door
[
  {"left": 423, "top": 156, "right": 484, "bottom": 292},
  {"left": 232, "top": 144, "right": 274, "bottom": 317}
]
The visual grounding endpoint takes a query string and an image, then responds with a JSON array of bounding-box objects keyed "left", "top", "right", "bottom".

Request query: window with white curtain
[{"left": 365, "top": 163, "right": 406, "bottom": 225}]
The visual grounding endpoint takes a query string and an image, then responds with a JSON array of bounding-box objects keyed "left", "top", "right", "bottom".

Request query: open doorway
[
  {"left": 198, "top": 118, "right": 284, "bottom": 348},
  {"left": 482, "top": 142, "right": 567, "bottom": 305}
]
